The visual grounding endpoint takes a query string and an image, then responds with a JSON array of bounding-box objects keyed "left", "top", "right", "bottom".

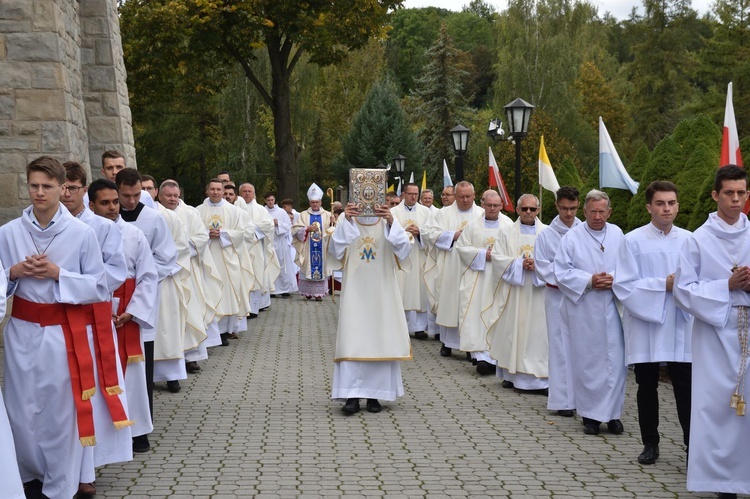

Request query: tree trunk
[{"left": 268, "top": 41, "right": 299, "bottom": 204}]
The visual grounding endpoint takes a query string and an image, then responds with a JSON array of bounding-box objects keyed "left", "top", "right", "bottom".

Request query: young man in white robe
[
  {"left": 160, "top": 180, "right": 223, "bottom": 369},
  {"left": 391, "top": 183, "right": 433, "bottom": 340},
  {"left": 534, "top": 186, "right": 581, "bottom": 417},
  {"left": 293, "top": 184, "right": 333, "bottom": 301},
  {"left": 0, "top": 157, "right": 123, "bottom": 499},
  {"left": 115, "top": 168, "right": 180, "bottom": 423},
  {"left": 239, "top": 183, "right": 280, "bottom": 317},
  {"left": 614, "top": 181, "right": 692, "bottom": 466},
  {"left": 486, "top": 194, "right": 549, "bottom": 393},
  {"left": 554, "top": 189, "right": 626, "bottom": 436},
  {"left": 0, "top": 259, "right": 27, "bottom": 499},
  {"left": 424, "top": 181, "right": 484, "bottom": 357},
  {"left": 674, "top": 165, "right": 750, "bottom": 499},
  {"left": 89, "top": 179, "right": 158, "bottom": 454},
  {"left": 82, "top": 149, "right": 156, "bottom": 211},
  {"left": 328, "top": 202, "right": 412, "bottom": 414},
  {"left": 265, "top": 192, "right": 298, "bottom": 299},
  {"left": 456, "top": 191, "right": 513, "bottom": 375},
  {"left": 197, "top": 178, "right": 255, "bottom": 345}
]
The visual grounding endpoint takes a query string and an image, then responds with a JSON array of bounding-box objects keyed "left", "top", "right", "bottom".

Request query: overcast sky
[{"left": 402, "top": 0, "right": 714, "bottom": 20}]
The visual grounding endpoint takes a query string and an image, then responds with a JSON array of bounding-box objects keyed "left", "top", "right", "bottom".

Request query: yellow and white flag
[{"left": 538, "top": 135, "right": 560, "bottom": 193}]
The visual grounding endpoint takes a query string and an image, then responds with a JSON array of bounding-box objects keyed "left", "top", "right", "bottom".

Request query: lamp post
[
  {"left": 503, "top": 98, "right": 535, "bottom": 205},
  {"left": 449, "top": 125, "right": 470, "bottom": 182}
]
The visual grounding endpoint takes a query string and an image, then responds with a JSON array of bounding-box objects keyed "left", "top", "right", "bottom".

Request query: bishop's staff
[{"left": 327, "top": 187, "right": 336, "bottom": 303}]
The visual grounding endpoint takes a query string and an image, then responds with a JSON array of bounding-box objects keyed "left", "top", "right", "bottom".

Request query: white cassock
[
  {"left": 391, "top": 201, "right": 432, "bottom": 333},
  {"left": 456, "top": 215, "right": 513, "bottom": 363},
  {"left": 487, "top": 219, "right": 549, "bottom": 390},
  {"left": 0, "top": 259, "right": 25, "bottom": 499},
  {"left": 614, "top": 222, "right": 693, "bottom": 365},
  {"left": 244, "top": 199, "right": 280, "bottom": 314},
  {"left": 174, "top": 200, "right": 223, "bottom": 353},
  {"left": 293, "top": 209, "right": 333, "bottom": 298},
  {"left": 113, "top": 217, "right": 158, "bottom": 437},
  {"left": 329, "top": 216, "right": 412, "bottom": 401},
  {"left": 554, "top": 221, "right": 626, "bottom": 423},
  {"left": 673, "top": 212, "right": 750, "bottom": 495},
  {"left": 267, "top": 204, "right": 298, "bottom": 295},
  {"left": 152, "top": 205, "right": 195, "bottom": 382},
  {"left": 423, "top": 203, "right": 484, "bottom": 349},
  {"left": 535, "top": 215, "right": 581, "bottom": 411},
  {"left": 196, "top": 199, "right": 254, "bottom": 332},
  {"left": 0, "top": 205, "right": 115, "bottom": 499}
]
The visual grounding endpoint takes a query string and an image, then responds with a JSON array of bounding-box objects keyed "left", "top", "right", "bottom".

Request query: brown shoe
[
  {"left": 185, "top": 361, "right": 201, "bottom": 373},
  {"left": 78, "top": 482, "right": 96, "bottom": 497},
  {"left": 227, "top": 333, "right": 239, "bottom": 340}
]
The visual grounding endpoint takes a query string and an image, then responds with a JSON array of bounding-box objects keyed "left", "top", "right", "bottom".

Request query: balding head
[{"left": 239, "top": 183, "right": 255, "bottom": 203}]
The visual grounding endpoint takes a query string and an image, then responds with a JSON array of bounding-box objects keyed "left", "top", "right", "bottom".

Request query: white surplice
[
  {"left": 267, "top": 204, "right": 298, "bottom": 295},
  {"left": 391, "top": 201, "right": 432, "bottom": 333},
  {"left": 554, "top": 221, "right": 626, "bottom": 423},
  {"left": 614, "top": 222, "right": 693, "bottom": 365},
  {"left": 328, "top": 216, "right": 411, "bottom": 401},
  {"left": 0, "top": 259, "right": 25, "bottom": 499},
  {"left": 456, "top": 216, "right": 512, "bottom": 357},
  {"left": 0, "top": 205, "right": 114, "bottom": 499},
  {"left": 423, "top": 203, "right": 484, "bottom": 348},
  {"left": 535, "top": 215, "right": 580, "bottom": 410},
  {"left": 244, "top": 200, "right": 280, "bottom": 314},
  {"left": 487, "top": 219, "right": 549, "bottom": 390},
  {"left": 674, "top": 212, "right": 750, "bottom": 495}
]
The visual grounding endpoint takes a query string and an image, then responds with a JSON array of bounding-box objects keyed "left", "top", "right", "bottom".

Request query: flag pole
[{"left": 539, "top": 184, "right": 543, "bottom": 221}]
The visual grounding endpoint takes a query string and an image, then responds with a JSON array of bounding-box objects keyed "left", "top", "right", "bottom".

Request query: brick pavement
[{"left": 5, "top": 296, "right": 713, "bottom": 497}]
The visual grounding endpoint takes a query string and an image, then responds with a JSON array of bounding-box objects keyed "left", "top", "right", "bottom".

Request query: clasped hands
[
  {"left": 10, "top": 254, "right": 60, "bottom": 281},
  {"left": 591, "top": 272, "right": 613, "bottom": 290},
  {"left": 728, "top": 266, "right": 750, "bottom": 292}
]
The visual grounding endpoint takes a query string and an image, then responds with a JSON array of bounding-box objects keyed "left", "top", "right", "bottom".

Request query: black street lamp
[
  {"left": 449, "top": 125, "right": 470, "bottom": 182},
  {"left": 504, "top": 98, "right": 535, "bottom": 205}
]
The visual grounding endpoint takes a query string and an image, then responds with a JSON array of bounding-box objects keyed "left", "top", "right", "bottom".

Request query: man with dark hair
[
  {"left": 115, "top": 168, "right": 181, "bottom": 445},
  {"left": 141, "top": 174, "right": 158, "bottom": 201},
  {"left": 555, "top": 189, "right": 626, "bottom": 436},
  {"left": 98, "top": 150, "right": 155, "bottom": 208},
  {"left": 675, "top": 165, "right": 750, "bottom": 498},
  {"left": 0, "top": 157, "right": 120, "bottom": 498},
  {"left": 386, "top": 191, "right": 401, "bottom": 209},
  {"left": 217, "top": 171, "right": 231, "bottom": 184},
  {"left": 223, "top": 183, "right": 238, "bottom": 204},
  {"left": 88, "top": 178, "right": 158, "bottom": 459},
  {"left": 440, "top": 186, "right": 455, "bottom": 208},
  {"left": 535, "top": 186, "right": 581, "bottom": 417},
  {"left": 614, "top": 181, "right": 692, "bottom": 466}
]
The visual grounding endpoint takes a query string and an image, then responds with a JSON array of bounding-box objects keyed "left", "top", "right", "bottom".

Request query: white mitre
[{"left": 307, "top": 183, "right": 323, "bottom": 201}]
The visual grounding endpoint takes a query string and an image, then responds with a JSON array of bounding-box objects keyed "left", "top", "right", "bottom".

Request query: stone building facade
[{"left": 0, "top": 0, "right": 136, "bottom": 224}]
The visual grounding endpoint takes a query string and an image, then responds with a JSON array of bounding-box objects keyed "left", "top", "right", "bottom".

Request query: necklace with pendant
[{"left": 584, "top": 225, "right": 607, "bottom": 252}]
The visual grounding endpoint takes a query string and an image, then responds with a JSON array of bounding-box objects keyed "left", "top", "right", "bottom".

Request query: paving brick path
[{"left": 5, "top": 296, "right": 712, "bottom": 497}]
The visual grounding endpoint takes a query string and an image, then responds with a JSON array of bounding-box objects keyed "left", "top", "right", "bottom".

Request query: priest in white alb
[
  {"left": 554, "top": 189, "right": 626, "bottom": 436},
  {"left": 329, "top": 202, "right": 411, "bottom": 415},
  {"left": 390, "top": 182, "right": 432, "bottom": 340},
  {"left": 293, "top": 184, "right": 333, "bottom": 301},
  {"left": 673, "top": 166, "right": 750, "bottom": 498},
  {"left": 265, "top": 192, "right": 297, "bottom": 298},
  {"left": 486, "top": 194, "right": 548, "bottom": 392},
  {"left": 456, "top": 190, "right": 512, "bottom": 375},
  {"left": 534, "top": 186, "right": 581, "bottom": 417}
]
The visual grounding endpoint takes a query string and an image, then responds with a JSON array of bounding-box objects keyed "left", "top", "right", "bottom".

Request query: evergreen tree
[
  {"left": 339, "top": 78, "right": 422, "bottom": 184},
  {"left": 410, "top": 23, "right": 470, "bottom": 188}
]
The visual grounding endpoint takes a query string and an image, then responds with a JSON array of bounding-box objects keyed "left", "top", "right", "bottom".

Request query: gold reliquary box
[{"left": 349, "top": 168, "right": 387, "bottom": 216}]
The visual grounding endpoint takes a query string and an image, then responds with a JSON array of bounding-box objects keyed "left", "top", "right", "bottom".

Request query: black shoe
[
  {"left": 366, "top": 399, "right": 382, "bottom": 413},
  {"left": 260, "top": 306, "right": 270, "bottom": 312},
  {"left": 476, "top": 361, "right": 495, "bottom": 375},
  {"left": 607, "top": 419, "right": 624, "bottom": 435},
  {"left": 167, "top": 380, "right": 181, "bottom": 393},
  {"left": 439, "top": 345, "right": 452, "bottom": 357},
  {"left": 501, "top": 380, "right": 514, "bottom": 389},
  {"left": 342, "top": 398, "right": 360, "bottom": 415},
  {"left": 270, "top": 294, "right": 279, "bottom": 298},
  {"left": 220, "top": 333, "right": 229, "bottom": 346},
  {"left": 466, "top": 352, "right": 472, "bottom": 362},
  {"left": 133, "top": 434, "right": 150, "bottom": 453},
  {"left": 414, "top": 331, "right": 428, "bottom": 340},
  {"left": 717, "top": 494, "right": 737, "bottom": 499},
  {"left": 77, "top": 482, "right": 96, "bottom": 498},
  {"left": 557, "top": 409, "right": 575, "bottom": 417},
  {"left": 434, "top": 333, "right": 440, "bottom": 341},
  {"left": 185, "top": 361, "right": 201, "bottom": 373},
  {"left": 638, "top": 443, "right": 659, "bottom": 465},
  {"left": 583, "top": 422, "right": 600, "bottom": 435},
  {"left": 281, "top": 293, "right": 291, "bottom": 298},
  {"left": 247, "top": 313, "right": 258, "bottom": 319},
  {"left": 516, "top": 387, "right": 548, "bottom": 396}
]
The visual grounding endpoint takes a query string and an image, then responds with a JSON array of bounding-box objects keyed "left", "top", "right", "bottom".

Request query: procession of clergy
[{"left": 0, "top": 152, "right": 747, "bottom": 499}]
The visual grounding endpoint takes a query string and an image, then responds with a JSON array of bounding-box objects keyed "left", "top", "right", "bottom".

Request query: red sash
[
  {"left": 113, "top": 279, "right": 144, "bottom": 371},
  {"left": 11, "top": 297, "right": 133, "bottom": 446}
]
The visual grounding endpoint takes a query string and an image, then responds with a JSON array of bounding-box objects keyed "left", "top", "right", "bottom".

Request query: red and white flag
[
  {"left": 721, "top": 82, "right": 743, "bottom": 168},
  {"left": 489, "top": 147, "right": 514, "bottom": 212}
]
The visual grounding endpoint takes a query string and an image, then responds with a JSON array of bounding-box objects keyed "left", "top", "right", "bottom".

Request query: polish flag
[
  {"left": 720, "top": 82, "right": 748, "bottom": 213},
  {"left": 489, "top": 147, "right": 514, "bottom": 212}
]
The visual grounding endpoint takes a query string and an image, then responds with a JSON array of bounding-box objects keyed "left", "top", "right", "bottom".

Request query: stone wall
[{"left": 0, "top": 0, "right": 136, "bottom": 224}]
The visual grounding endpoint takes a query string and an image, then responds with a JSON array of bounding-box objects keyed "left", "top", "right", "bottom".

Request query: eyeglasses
[
  {"left": 27, "top": 183, "right": 60, "bottom": 193},
  {"left": 519, "top": 207, "right": 538, "bottom": 212},
  {"left": 62, "top": 185, "right": 83, "bottom": 194}
]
